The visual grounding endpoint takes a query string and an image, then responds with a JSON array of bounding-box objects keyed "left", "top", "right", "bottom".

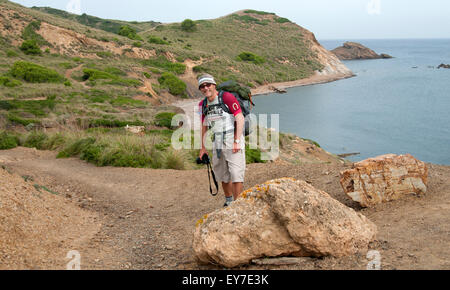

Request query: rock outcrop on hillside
[
  {"left": 193, "top": 178, "right": 377, "bottom": 268},
  {"left": 340, "top": 154, "right": 428, "bottom": 207},
  {"left": 331, "top": 42, "right": 393, "bottom": 60}
]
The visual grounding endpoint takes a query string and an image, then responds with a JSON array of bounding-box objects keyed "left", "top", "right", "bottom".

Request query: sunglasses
[{"left": 199, "top": 83, "right": 213, "bottom": 90}]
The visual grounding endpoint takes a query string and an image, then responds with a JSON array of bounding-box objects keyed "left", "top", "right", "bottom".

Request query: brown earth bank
[{"left": 0, "top": 147, "right": 449, "bottom": 270}]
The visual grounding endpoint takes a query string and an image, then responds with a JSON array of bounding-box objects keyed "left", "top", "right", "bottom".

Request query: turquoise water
[{"left": 253, "top": 39, "right": 450, "bottom": 165}]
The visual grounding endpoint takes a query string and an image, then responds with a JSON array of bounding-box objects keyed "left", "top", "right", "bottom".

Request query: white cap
[{"left": 197, "top": 74, "right": 216, "bottom": 88}]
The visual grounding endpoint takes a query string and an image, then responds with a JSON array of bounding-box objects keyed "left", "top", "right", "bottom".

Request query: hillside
[{"left": 0, "top": 0, "right": 350, "bottom": 170}]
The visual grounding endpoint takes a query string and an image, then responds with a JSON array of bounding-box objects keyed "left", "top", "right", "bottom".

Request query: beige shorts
[{"left": 212, "top": 148, "right": 246, "bottom": 183}]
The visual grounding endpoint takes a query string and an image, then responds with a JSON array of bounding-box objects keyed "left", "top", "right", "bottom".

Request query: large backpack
[{"left": 201, "top": 80, "right": 255, "bottom": 136}]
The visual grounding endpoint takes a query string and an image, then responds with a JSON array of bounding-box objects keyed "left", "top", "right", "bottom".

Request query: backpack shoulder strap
[
  {"left": 201, "top": 97, "right": 207, "bottom": 115},
  {"left": 218, "top": 91, "right": 231, "bottom": 114}
]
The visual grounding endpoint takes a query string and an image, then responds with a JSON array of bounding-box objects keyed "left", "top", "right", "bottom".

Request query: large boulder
[
  {"left": 340, "top": 154, "right": 428, "bottom": 207},
  {"left": 193, "top": 178, "right": 377, "bottom": 268}
]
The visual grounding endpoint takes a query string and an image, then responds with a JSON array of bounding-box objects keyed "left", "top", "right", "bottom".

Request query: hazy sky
[{"left": 10, "top": 0, "right": 450, "bottom": 39}]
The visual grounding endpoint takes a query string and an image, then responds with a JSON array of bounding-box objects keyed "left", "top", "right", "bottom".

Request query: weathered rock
[
  {"left": 124, "top": 125, "right": 145, "bottom": 135},
  {"left": 340, "top": 154, "right": 428, "bottom": 207},
  {"left": 193, "top": 178, "right": 377, "bottom": 268},
  {"left": 437, "top": 63, "right": 450, "bottom": 69},
  {"left": 331, "top": 42, "right": 392, "bottom": 60}
]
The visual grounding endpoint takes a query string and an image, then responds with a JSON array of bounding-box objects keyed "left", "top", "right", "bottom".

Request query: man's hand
[
  {"left": 199, "top": 147, "right": 208, "bottom": 159},
  {"left": 232, "top": 141, "right": 241, "bottom": 154}
]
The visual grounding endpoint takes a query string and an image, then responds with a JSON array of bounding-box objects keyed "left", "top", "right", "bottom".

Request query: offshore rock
[
  {"left": 340, "top": 154, "right": 428, "bottom": 207},
  {"left": 331, "top": 42, "right": 392, "bottom": 60},
  {"left": 193, "top": 178, "right": 377, "bottom": 268}
]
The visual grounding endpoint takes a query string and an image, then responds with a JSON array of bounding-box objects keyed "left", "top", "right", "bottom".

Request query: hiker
[{"left": 198, "top": 74, "right": 246, "bottom": 207}]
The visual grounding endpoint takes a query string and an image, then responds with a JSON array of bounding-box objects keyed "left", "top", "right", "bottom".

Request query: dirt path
[{"left": 0, "top": 147, "right": 449, "bottom": 269}]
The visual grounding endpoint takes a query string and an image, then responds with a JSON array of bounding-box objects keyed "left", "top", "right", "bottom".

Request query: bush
[
  {"left": 0, "top": 76, "right": 22, "bottom": 87},
  {"left": 57, "top": 137, "right": 96, "bottom": 158},
  {"left": 158, "top": 73, "right": 186, "bottom": 96},
  {"left": 245, "top": 145, "right": 267, "bottom": 164},
  {"left": 6, "top": 50, "right": 18, "bottom": 57},
  {"left": 7, "top": 113, "right": 40, "bottom": 126},
  {"left": 96, "top": 51, "right": 114, "bottom": 58},
  {"left": 118, "top": 25, "right": 142, "bottom": 41},
  {"left": 20, "top": 39, "right": 41, "bottom": 55},
  {"left": 148, "top": 36, "right": 169, "bottom": 45},
  {"left": 181, "top": 19, "right": 197, "bottom": 32},
  {"left": 142, "top": 56, "right": 186, "bottom": 75},
  {"left": 64, "top": 80, "right": 72, "bottom": 86},
  {"left": 237, "top": 52, "right": 265, "bottom": 64},
  {"left": 275, "top": 17, "right": 291, "bottom": 24},
  {"left": 0, "top": 131, "right": 19, "bottom": 150},
  {"left": 133, "top": 41, "right": 142, "bottom": 47},
  {"left": 243, "top": 10, "right": 275, "bottom": 15},
  {"left": 154, "top": 112, "right": 176, "bottom": 128},
  {"left": 21, "top": 21, "right": 49, "bottom": 46},
  {"left": 23, "top": 131, "right": 48, "bottom": 149},
  {"left": 10, "top": 61, "right": 65, "bottom": 83},
  {"left": 82, "top": 68, "right": 114, "bottom": 81}
]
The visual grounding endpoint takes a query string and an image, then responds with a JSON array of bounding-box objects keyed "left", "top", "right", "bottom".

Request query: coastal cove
[{"left": 253, "top": 39, "right": 450, "bottom": 165}]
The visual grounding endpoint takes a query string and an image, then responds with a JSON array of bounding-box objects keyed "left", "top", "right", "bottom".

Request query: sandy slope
[{"left": 0, "top": 147, "right": 448, "bottom": 270}]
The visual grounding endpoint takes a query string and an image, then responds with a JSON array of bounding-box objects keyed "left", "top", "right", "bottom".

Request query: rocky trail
[{"left": 0, "top": 147, "right": 449, "bottom": 270}]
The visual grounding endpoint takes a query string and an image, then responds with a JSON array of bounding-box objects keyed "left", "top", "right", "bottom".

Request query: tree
[{"left": 181, "top": 19, "right": 196, "bottom": 32}]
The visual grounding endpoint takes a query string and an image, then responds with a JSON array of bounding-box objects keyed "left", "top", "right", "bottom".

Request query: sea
[{"left": 252, "top": 39, "right": 450, "bottom": 165}]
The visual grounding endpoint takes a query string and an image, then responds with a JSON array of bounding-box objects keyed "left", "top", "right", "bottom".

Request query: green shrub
[
  {"left": 85, "top": 118, "right": 145, "bottom": 128},
  {"left": 96, "top": 51, "right": 114, "bottom": 58},
  {"left": 245, "top": 145, "right": 267, "bottom": 164},
  {"left": 103, "top": 67, "right": 126, "bottom": 76},
  {"left": 57, "top": 137, "right": 96, "bottom": 158},
  {"left": 82, "top": 68, "right": 114, "bottom": 81},
  {"left": 64, "top": 80, "right": 72, "bottom": 86},
  {"left": 118, "top": 25, "right": 143, "bottom": 40},
  {"left": 237, "top": 52, "right": 265, "bottom": 64},
  {"left": 105, "top": 78, "right": 141, "bottom": 87},
  {"left": 23, "top": 131, "right": 48, "bottom": 149},
  {"left": 157, "top": 73, "right": 186, "bottom": 96},
  {"left": 21, "top": 21, "right": 49, "bottom": 46},
  {"left": 275, "top": 17, "right": 291, "bottom": 24},
  {"left": 6, "top": 50, "right": 18, "bottom": 57},
  {"left": 148, "top": 36, "right": 169, "bottom": 45},
  {"left": 154, "top": 112, "right": 176, "bottom": 128},
  {"left": 133, "top": 41, "right": 142, "bottom": 47},
  {"left": 109, "top": 96, "right": 146, "bottom": 107},
  {"left": 143, "top": 72, "right": 151, "bottom": 78},
  {"left": 142, "top": 56, "right": 186, "bottom": 75},
  {"left": 10, "top": 61, "right": 65, "bottom": 83},
  {"left": 0, "top": 131, "right": 19, "bottom": 150},
  {"left": 1, "top": 97, "right": 55, "bottom": 117},
  {"left": 20, "top": 39, "right": 41, "bottom": 55},
  {"left": 181, "top": 19, "right": 197, "bottom": 32},
  {"left": 7, "top": 113, "right": 41, "bottom": 126},
  {"left": 243, "top": 10, "right": 275, "bottom": 15},
  {"left": 0, "top": 76, "right": 22, "bottom": 87}
]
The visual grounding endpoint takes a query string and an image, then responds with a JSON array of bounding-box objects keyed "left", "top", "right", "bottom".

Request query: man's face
[{"left": 199, "top": 83, "right": 217, "bottom": 100}]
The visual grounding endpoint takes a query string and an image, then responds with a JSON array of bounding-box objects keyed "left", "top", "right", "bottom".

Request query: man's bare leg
[
  {"left": 222, "top": 182, "right": 233, "bottom": 198},
  {"left": 232, "top": 182, "right": 243, "bottom": 200}
]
